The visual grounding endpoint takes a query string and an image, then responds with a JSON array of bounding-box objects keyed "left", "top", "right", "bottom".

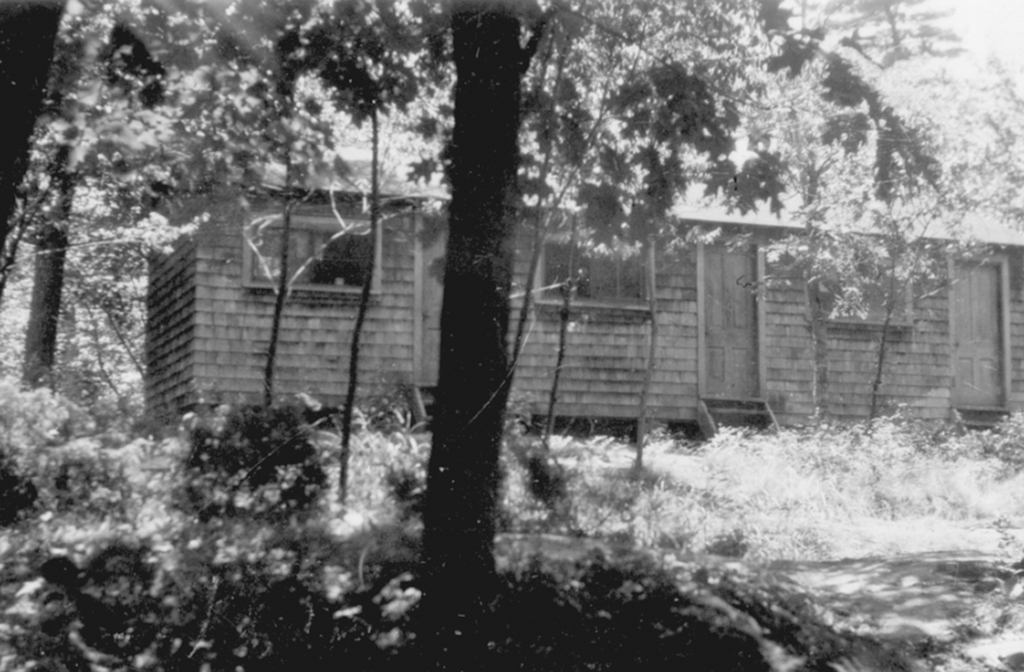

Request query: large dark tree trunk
[
  {"left": 420, "top": 3, "right": 524, "bottom": 667},
  {"left": 0, "top": 1, "right": 64, "bottom": 306},
  {"left": 23, "top": 146, "right": 73, "bottom": 388}
]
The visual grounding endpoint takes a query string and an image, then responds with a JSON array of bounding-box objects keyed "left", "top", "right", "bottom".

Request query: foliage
[
  {"left": 178, "top": 403, "right": 327, "bottom": 522},
  {"left": 0, "top": 377, "right": 134, "bottom": 520},
  {"left": 3, "top": 516, "right": 913, "bottom": 672},
  {"left": 947, "top": 412, "right": 1024, "bottom": 478},
  {"left": 2, "top": 405, "right": 1023, "bottom": 672},
  {"left": 497, "top": 415, "right": 1024, "bottom": 562},
  {"left": 0, "top": 452, "right": 37, "bottom": 527}
]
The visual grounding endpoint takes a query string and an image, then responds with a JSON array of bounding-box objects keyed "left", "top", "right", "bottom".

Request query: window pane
[
  {"left": 544, "top": 241, "right": 645, "bottom": 302},
  {"left": 619, "top": 255, "right": 645, "bottom": 300},
  {"left": 588, "top": 256, "right": 618, "bottom": 299},
  {"left": 252, "top": 230, "right": 307, "bottom": 283},
  {"left": 544, "top": 242, "right": 575, "bottom": 286},
  {"left": 310, "top": 231, "right": 373, "bottom": 287},
  {"left": 249, "top": 221, "right": 373, "bottom": 289}
]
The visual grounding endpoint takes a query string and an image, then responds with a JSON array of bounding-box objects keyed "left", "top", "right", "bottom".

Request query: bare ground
[{"left": 764, "top": 522, "right": 1024, "bottom": 670}]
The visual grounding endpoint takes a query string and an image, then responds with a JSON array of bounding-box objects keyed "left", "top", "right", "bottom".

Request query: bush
[
  {"left": 14, "top": 533, "right": 909, "bottom": 672},
  {"left": 951, "top": 412, "right": 1024, "bottom": 476},
  {"left": 0, "top": 380, "right": 130, "bottom": 520},
  {"left": 179, "top": 403, "right": 327, "bottom": 521},
  {"left": 0, "top": 451, "right": 37, "bottom": 526}
]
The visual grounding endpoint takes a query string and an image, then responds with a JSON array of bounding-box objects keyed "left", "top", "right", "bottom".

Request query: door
[
  {"left": 704, "top": 246, "right": 759, "bottom": 398},
  {"left": 952, "top": 262, "right": 1003, "bottom": 407},
  {"left": 418, "top": 227, "right": 445, "bottom": 386}
]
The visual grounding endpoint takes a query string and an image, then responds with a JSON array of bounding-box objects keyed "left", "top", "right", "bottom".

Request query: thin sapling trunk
[
  {"left": 263, "top": 160, "right": 294, "bottom": 408},
  {"left": 636, "top": 238, "right": 657, "bottom": 468},
  {"left": 869, "top": 256, "right": 901, "bottom": 420},
  {"left": 339, "top": 110, "right": 380, "bottom": 505},
  {"left": 544, "top": 217, "right": 577, "bottom": 447}
]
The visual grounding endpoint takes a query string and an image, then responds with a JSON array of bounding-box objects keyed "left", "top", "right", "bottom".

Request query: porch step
[
  {"left": 956, "top": 406, "right": 1009, "bottom": 431},
  {"left": 697, "top": 397, "right": 779, "bottom": 440},
  {"left": 408, "top": 385, "right": 437, "bottom": 427}
]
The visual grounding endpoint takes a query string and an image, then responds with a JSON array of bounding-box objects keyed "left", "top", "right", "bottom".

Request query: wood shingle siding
[
  {"left": 145, "top": 235, "right": 197, "bottom": 421},
  {"left": 511, "top": 244, "right": 699, "bottom": 422},
  {"left": 145, "top": 191, "right": 1024, "bottom": 431}
]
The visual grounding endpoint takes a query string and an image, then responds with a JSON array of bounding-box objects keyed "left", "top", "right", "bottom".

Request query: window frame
[
  {"left": 242, "top": 212, "right": 383, "bottom": 296},
  {"left": 824, "top": 276, "right": 914, "bottom": 329},
  {"left": 536, "top": 238, "right": 653, "bottom": 311}
]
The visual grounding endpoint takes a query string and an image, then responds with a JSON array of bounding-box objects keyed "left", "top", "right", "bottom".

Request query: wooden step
[
  {"left": 698, "top": 397, "right": 779, "bottom": 440},
  {"left": 408, "top": 385, "right": 437, "bottom": 427},
  {"left": 955, "top": 406, "right": 1009, "bottom": 431}
]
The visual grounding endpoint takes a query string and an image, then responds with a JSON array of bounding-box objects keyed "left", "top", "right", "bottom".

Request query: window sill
[
  {"left": 244, "top": 282, "right": 381, "bottom": 304},
  {"left": 825, "top": 318, "right": 913, "bottom": 332},
  {"left": 535, "top": 299, "right": 652, "bottom": 323}
]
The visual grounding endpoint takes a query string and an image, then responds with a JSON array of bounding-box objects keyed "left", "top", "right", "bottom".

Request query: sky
[{"left": 936, "top": 0, "right": 1024, "bottom": 67}]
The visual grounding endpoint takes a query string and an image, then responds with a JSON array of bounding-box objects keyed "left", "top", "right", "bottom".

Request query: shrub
[
  {"left": 0, "top": 451, "right": 37, "bottom": 526},
  {"left": 952, "top": 412, "right": 1024, "bottom": 476},
  {"left": 0, "top": 380, "right": 130, "bottom": 520},
  {"left": 179, "top": 403, "right": 327, "bottom": 521}
]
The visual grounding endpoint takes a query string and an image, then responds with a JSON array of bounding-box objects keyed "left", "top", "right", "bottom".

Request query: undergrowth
[{"left": 2, "top": 380, "right": 1024, "bottom": 671}]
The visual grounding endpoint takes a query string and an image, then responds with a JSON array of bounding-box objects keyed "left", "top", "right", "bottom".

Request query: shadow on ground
[{"left": 769, "top": 552, "right": 1012, "bottom": 641}]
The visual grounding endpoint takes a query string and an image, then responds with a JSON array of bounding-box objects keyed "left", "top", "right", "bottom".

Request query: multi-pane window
[
  {"left": 544, "top": 241, "right": 645, "bottom": 303},
  {"left": 829, "top": 264, "right": 910, "bottom": 325},
  {"left": 246, "top": 215, "right": 377, "bottom": 291}
]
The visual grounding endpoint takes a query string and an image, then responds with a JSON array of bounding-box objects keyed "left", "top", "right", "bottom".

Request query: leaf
[{"left": 821, "top": 112, "right": 871, "bottom": 154}]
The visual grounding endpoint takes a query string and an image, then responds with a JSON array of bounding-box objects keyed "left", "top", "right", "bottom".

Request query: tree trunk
[
  {"left": 509, "top": 209, "right": 544, "bottom": 377},
  {"left": 23, "top": 146, "right": 73, "bottom": 389},
  {"left": 544, "top": 216, "right": 577, "bottom": 446},
  {"left": 545, "top": 276, "right": 573, "bottom": 445},
  {"left": 339, "top": 110, "right": 380, "bottom": 505},
  {"left": 420, "top": 3, "right": 523, "bottom": 667},
  {"left": 263, "top": 163, "right": 294, "bottom": 408},
  {"left": 23, "top": 221, "right": 69, "bottom": 388},
  {"left": 807, "top": 278, "right": 831, "bottom": 420},
  {"left": 0, "top": 1, "right": 64, "bottom": 307},
  {"left": 869, "top": 259, "right": 900, "bottom": 420},
  {"left": 636, "top": 238, "right": 657, "bottom": 468}
]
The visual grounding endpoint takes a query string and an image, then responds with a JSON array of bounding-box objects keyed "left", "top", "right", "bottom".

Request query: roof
[
  {"left": 261, "top": 147, "right": 448, "bottom": 200},
  {"left": 264, "top": 149, "right": 1024, "bottom": 247},
  {"left": 673, "top": 200, "right": 1024, "bottom": 247}
]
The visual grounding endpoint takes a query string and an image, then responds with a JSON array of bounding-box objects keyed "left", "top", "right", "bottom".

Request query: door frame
[
  {"left": 948, "top": 254, "right": 1011, "bottom": 410},
  {"left": 412, "top": 211, "right": 437, "bottom": 386},
  {"left": 696, "top": 240, "right": 768, "bottom": 399}
]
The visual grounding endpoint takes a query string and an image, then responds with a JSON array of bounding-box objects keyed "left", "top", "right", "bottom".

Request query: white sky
[{"left": 935, "top": 0, "right": 1024, "bottom": 66}]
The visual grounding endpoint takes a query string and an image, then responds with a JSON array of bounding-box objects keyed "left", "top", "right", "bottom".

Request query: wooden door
[
  {"left": 953, "top": 263, "right": 1003, "bottom": 407},
  {"left": 418, "top": 229, "right": 445, "bottom": 386},
  {"left": 704, "top": 246, "right": 759, "bottom": 398}
]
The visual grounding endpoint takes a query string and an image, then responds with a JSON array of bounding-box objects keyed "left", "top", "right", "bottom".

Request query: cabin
[{"left": 145, "top": 161, "right": 1024, "bottom": 435}]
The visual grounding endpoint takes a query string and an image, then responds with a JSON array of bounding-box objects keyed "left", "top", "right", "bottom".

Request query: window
[
  {"left": 244, "top": 213, "right": 380, "bottom": 293},
  {"left": 543, "top": 241, "right": 646, "bottom": 304},
  {"left": 827, "top": 265, "right": 911, "bottom": 326}
]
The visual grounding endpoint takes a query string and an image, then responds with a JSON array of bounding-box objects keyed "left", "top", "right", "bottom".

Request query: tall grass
[{"left": 504, "top": 415, "right": 1024, "bottom": 562}]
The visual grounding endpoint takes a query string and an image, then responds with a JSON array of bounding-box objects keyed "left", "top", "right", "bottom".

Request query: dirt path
[
  {"left": 770, "top": 552, "right": 1008, "bottom": 640},
  {"left": 764, "top": 526, "right": 1024, "bottom": 669}
]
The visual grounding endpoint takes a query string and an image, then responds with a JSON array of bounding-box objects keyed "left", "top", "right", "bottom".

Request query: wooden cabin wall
[
  {"left": 510, "top": 242, "right": 699, "bottom": 422},
  {"left": 760, "top": 258, "right": 960, "bottom": 423},
  {"left": 1011, "top": 282, "right": 1024, "bottom": 411},
  {"left": 144, "top": 235, "right": 198, "bottom": 421},
  {"left": 760, "top": 256, "right": 817, "bottom": 426},
  {"left": 186, "top": 202, "right": 417, "bottom": 408},
  {"left": 824, "top": 313, "right": 947, "bottom": 420}
]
